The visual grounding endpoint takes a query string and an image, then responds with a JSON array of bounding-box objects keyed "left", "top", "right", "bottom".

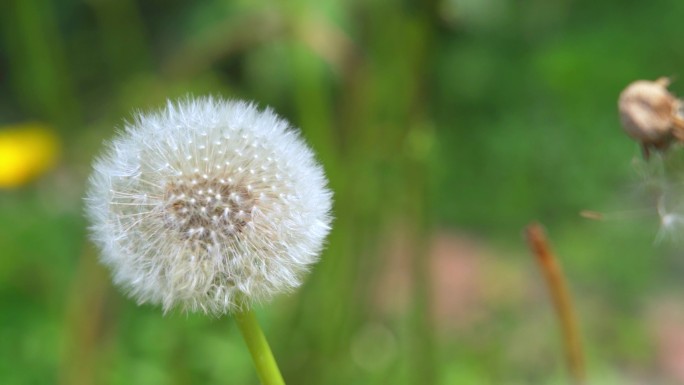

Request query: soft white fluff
[{"left": 85, "top": 97, "right": 332, "bottom": 315}]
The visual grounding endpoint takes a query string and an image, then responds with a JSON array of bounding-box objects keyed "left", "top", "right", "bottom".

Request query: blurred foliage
[{"left": 2, "top": 0, "right": 684, "bottom": 384}]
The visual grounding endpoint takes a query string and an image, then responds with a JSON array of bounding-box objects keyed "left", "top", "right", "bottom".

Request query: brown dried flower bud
[{"left": 618, "top": 77, "right": 684, "bottom": 158}]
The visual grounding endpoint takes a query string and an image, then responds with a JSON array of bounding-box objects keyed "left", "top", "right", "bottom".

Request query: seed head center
[{"left": 164, "top": 177, "right": 254, "bottom": 242}]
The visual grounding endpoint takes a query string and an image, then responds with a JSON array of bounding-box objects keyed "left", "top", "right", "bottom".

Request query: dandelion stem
[
  {"left": 525, "top": 223, "right": 586, "bottom": 385},
  {"left": 234, "top": 309, "right": 286, "bottom": 385}
]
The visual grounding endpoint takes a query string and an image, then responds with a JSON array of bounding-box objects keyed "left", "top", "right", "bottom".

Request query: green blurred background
[{"left": 2, "top": 0, "right": 684, "bottom": 384}]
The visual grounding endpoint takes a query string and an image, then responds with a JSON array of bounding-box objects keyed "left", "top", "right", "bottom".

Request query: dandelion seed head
[{"left": 85, "top": 97, "right": 333, "bottom": 315}]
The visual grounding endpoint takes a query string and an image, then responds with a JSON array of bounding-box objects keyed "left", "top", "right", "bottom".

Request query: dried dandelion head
[
  {"left": 85, "top": 97, "right": 333, "bottom": 315},
  {"left": 618, "top": 77, "right": 684, "bottom": 158}
]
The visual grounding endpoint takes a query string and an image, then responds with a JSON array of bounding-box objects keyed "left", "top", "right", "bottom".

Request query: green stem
[{"left": 234, "top": 309, "right": 286, "bottom": 385}]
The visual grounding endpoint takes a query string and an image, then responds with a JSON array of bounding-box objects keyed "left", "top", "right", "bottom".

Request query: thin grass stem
[{"left": 525, "top": 223, "right": 586, "bottom": 385}]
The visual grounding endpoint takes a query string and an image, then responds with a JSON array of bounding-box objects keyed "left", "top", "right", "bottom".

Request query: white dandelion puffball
[{"left": 85, "top": 97, "right": 333, "bottom": 315}]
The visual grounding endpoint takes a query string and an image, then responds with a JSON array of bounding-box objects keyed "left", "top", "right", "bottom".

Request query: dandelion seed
[{"left": 655, "top": 196, "right": 684, "bottom": 244}]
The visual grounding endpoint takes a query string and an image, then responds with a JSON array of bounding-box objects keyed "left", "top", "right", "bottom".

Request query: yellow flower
[{"left": 0, "top": 123, "right": 60, "bottom": 188}]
